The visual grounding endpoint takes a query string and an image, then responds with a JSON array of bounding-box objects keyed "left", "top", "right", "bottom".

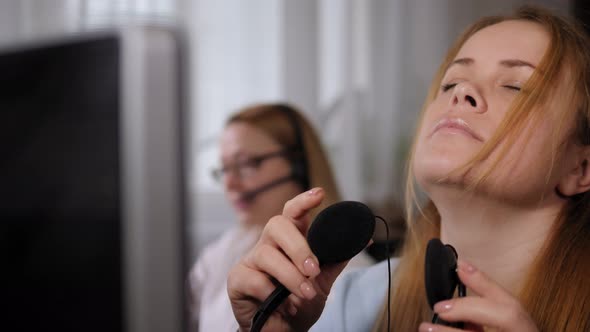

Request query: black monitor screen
[{"left": 0, "top": 36, "right": 122, "bottom": 331}]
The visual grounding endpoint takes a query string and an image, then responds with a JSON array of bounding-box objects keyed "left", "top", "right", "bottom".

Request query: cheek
[
  {"left": 501, "top": 117, "right": 558, "bottom": 169},
  {"left": 245, "top": 163, "right": 291, "bottom": 188},
  {"left": 489, "top": 132, "right": 555, "bottom": 186},
  {"left": 468, "top": 125, "right": 562, "bottom": 202}
]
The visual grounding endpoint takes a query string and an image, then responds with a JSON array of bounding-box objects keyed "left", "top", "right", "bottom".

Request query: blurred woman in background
[{"left": 188, "top": 103, "right": 373, "bottom": 331}]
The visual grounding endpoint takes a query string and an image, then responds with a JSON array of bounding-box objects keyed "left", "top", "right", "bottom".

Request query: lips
[
  {"left": 231, "top": 197, "right": 250, "bottom": 210},
  {"left": 429, "top": 117, "right": 483, "bottom": 142}
]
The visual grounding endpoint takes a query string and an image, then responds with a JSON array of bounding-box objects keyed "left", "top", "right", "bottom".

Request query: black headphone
[
  {"left": 425, "top": 238, "right": 466, "bottom": 329},
  {"left": 277, "top": 104, "right": 311, "bottom": 191}
]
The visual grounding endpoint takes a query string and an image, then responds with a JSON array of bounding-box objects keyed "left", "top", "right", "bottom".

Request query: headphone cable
[{"left": 375, "top": 215, "right": 391, "bottom": 332}]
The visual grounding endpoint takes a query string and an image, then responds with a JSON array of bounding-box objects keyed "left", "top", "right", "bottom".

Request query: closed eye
[
  {"left": 441, "top": 83, "right": 457, "bottom": 92},
  {"left": 503, "top": 85, "right": 521, "bottom": 91}
]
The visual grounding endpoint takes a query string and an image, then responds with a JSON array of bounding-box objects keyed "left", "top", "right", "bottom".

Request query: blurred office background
[{"left": 0, "top": 0, "right": 583, "bottom": 330}]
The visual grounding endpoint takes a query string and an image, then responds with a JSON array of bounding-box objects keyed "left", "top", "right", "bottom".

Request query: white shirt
[
  {"left": 188, "top": 224, "right": 375, "bottom": 332},
  {"left": 188, "top": 224, "right": 261, "bottom": 332},
  {"left": 310, "top": 259, "right": 397, "bottom": 332}
]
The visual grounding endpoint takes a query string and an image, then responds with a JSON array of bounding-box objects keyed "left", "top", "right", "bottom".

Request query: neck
[{"left": 434, "top": 189, "right": 564, "bottom": 295}]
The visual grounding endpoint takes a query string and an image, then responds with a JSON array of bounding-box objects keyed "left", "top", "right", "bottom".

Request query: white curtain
[{"left": 82, "top": 0, "right": 177, "bottom": 28}]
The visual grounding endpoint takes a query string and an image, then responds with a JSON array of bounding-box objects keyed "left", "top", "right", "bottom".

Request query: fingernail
[
  {"left": 418, "top": 322, "right": 437, "bottom": 332},
  {"left": 303, "top": 257, "right": 320, "bottom": 277},
  {"left": 288, "top": 303, "right": 298, "bottom": 316},
  {"left": 434, "top": 300, "right": 453, "bottom": 313},
  {"left": 308, "top": 187, "right": 322, "bottom": 195},
  {"left": 300, "top": 281, "right": 317, "bottom": 300},
  {"left": 458, "top": 259, "right": 477, "bottom": 274}
]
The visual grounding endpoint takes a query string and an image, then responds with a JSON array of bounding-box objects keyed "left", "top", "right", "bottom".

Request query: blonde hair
[
  {"left": 374, "top": 6, "right": 590, "bottom": 331},
  {"left": 227, "top": 103, "right": 341, "bottom": 215}
]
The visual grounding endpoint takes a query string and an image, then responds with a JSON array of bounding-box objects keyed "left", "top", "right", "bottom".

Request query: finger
[
  {"left": 434, "top": 296, "right": 534, "bottom": 330},
  {"left": 464, "top": 322, "right": 485, "bottom": 332},
  {"left": 227, "top": 264, "right": 304, "bottom": 326},
  {"left": 248, "top": 243, "right": 317, "bottom": 300},
  {"left": 282, "top": 187, "right": 325, "bottom": 231},
  {"left": 310, "top": 261, "right": 349, "bottom": 299},
  {"left": 275, "top": 295, "right": 300, "bottom": 318},
  {"left": 287, "top": 293, "right": 304, "bottom": 309},
  {"left": 262, "top": 214, "right": 349, "bottom": 298},
  {"left": 227, "top": 264, "right": 282, "bottom": 329},
  {"left": 264, "top": 215, "right": 320, "bottom": 278},
  {"left": 418, "top": 322, "right": 479, "bottom": 332},
  {"left": 227, "top": 263, "right": 277, "bottom": 303},
  {"left": 456, "top": 259, "right": 512, "bottom": 302}
]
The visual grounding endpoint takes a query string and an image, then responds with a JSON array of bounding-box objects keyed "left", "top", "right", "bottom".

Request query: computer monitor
[{"left": 0, "top": 27, "right": 186, "bottom": 332}]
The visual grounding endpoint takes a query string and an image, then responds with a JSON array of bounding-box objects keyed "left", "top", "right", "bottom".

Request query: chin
[
  {"left": 236, "top": 211, "right": 252, "bottom": 225},
  {"left": 414, "top": 138, "right": 478, "bottom": 176},
  {"left": 415, "top": 154, "right": 463, "bottom": 178}
]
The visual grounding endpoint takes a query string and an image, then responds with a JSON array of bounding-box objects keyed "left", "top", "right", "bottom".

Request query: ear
[{"left": 557, "top": 147, "right": 590, "bottom": 197}]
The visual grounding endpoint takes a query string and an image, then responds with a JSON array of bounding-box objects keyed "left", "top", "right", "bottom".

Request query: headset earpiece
[
  {"left": 425, "top": 238, "right": 465, "bottom": 329},
  {"left": 289, "top": 155, "right": 307, "bottom": 189},
  {"left": 278, "top": 105, "right": 310, "bottom": 191}
]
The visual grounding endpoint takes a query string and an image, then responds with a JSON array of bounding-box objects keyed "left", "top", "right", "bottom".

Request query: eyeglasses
[{"left": 211, "top": 150, "right": 289, "bottom": 182}]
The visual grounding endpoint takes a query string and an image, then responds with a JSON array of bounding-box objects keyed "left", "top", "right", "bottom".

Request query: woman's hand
[
  {"left": 419, "top": 260, "right": 539, "bottom": 332},
  {"left": 227, "top": 188, "right": 348, "bottom": 332}
]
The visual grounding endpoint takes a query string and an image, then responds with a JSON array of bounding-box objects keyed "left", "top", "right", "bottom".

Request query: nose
[
  {"left": 223, "top": 169, "right": 242, "bottom": 191},
  {"left": 449, "top": 82, "right": 487, "bottom": 113}
]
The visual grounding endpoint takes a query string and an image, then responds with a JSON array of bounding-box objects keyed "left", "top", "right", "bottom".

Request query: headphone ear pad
[
  {"left": 277, "top": 105, "right": 310, "bottom": 190},
  {"left": 290, "top": 159, "right": 307, "bottom": 189}
]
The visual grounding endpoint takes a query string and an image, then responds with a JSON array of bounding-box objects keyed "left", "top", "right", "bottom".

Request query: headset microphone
[
  {"left": 241, "top": 105, "right": 311, "bottom": 203},
  {"left": 424, "top": 238, "right": 465, "bottom": 328},
  {"left": 240, "top": 175, "right": 296, "bottom": 202},
  {"left": 250, "top": 201, "right": 376, "bottom": 332}
]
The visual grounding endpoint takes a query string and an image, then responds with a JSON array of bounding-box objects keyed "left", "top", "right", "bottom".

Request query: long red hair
[{"left": 374, "top": 6, "right": 590, "bottom": 331}]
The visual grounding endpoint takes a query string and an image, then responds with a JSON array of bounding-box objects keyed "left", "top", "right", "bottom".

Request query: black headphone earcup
[
  {"left": 277, "top": 105, "right": 310, "bottom": 191},
  {"left": 290, "top": 159, "right": 308, "bottom": 190},
  {"left": 425, "top": 239, "right": 459, "bottom": 309}
]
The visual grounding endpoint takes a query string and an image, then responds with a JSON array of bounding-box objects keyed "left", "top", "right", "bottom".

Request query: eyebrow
[{"left": 447, "top": 57, "right": 537, "bottom": 71}]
